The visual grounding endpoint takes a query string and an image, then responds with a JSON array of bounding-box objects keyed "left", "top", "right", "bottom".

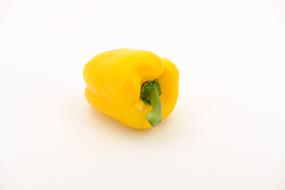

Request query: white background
[{"left": 0, "top": 0, "right": 285, "bottom": 189}]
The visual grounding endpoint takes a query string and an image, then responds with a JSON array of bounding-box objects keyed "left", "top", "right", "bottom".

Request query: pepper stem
[{"left": 140, "top": 80, "right": 162, "bottom": 127}]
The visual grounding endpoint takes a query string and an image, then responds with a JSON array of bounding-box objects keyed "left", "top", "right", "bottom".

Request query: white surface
[{"left": 0, "top": 0, "right": 285, "bottom": 189}]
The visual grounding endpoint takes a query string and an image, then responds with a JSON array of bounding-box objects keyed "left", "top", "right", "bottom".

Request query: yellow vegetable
[{"left": 83, "top": 48, "right": 179, "bottom": 129}]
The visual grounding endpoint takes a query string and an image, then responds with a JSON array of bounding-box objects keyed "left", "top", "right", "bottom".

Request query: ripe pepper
[{"left": 83, "top": 48, "right": 179, "bottom": 129}]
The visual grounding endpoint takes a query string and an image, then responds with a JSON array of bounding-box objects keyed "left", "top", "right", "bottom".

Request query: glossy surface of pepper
[{"left": 83, "top": 48, "right": 179, "bottom": 129}]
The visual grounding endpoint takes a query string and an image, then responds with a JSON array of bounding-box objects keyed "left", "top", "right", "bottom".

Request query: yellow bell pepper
[{"left": 83, "top": 48, "right": 179, "bottom": 129}]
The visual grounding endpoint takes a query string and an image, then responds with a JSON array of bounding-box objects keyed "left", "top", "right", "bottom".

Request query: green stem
[
  {"left": 140, "top": 80, "right": 162, "bottom": 127},
  {"left": 146, "top": 87, "right": 161, "bottom": 126}
]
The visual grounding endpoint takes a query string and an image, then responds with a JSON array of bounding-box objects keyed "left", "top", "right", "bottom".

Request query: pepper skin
[{"left": 83, "top": 48, "right": 179, "bottom": 129}]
